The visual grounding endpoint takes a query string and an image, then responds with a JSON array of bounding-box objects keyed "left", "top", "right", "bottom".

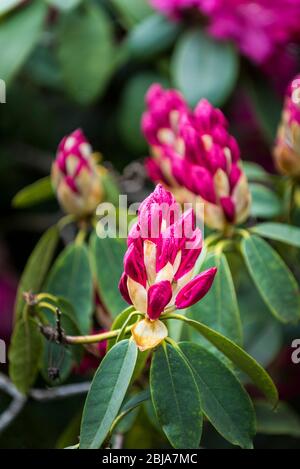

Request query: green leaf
[
  {"left": 0, "top": 0, "right": 23, "bottom": 16},
  {"left": 118, "top": 72, "right": 169, "bottom": 153},
  {"left": 46, "top": 243, "right": 93, "bottom": 334},
  {"left": 254, "top": 400, "right": 300, "bottom": 437},
  {"left": 111, "top": 0, "right": 152, "bottom": 28},
  {"left": 242, "top": 162, "right": 272, "bottom": 183},
  {"left": 12, "top": 176, "right": 54, "bottom": 208},
  {"left": 167, "top": 315, "right": 278, "bottom": 406},
  {"left": 107, "top": 306, "right": 135, "bottom": 352},
  {"left": 179, "top": 342, "right": 255, "bottom": 449},
  {"left": 101, "top": 171, "right": 120, "bottom": 206},
  {"left": 113, "top": 389, "right": 151, "bottom": 433},
  {"left": 246, "top": 76, "right": 281, "bottom": 144},
  {"left": 251, "top": 223, "right": 300, "bottom": 248},
  {"left": 90, "top": 233, "right": 127, "bottom": 318},
  {"left": 9, "top": 317, "right": 43, "bottom": 394},
  {"left": 0, "top": 0, "right": 47, "bottom": 83},
  {"left": 79, "top": 339, "right": 137, "bottom": 448},
  {"left": 14, "top": 225, "right": 59, "bottom": 320},
  {"left": 45, "top": 0, "right": 82, "bottom": 11},
  {"left": 171, "top": 29, "right": 238, "bottom": 107},
  {"left": 249, "top": 183, "right": 282, "bottom": 219},
  {"left": 40, "top": 299, "right": 83, "bottom": 384},
  {"left": 57, "top": 3, "right": 115, "bottom": 104},
  {"left": 150, "top": 342, "right": 202, "bottom": 449},
  {"left": 187, "top": 252, "right": 242, "bottom": 346},
  {"left": 127, "top": 14, "right": 181, "bottom": 59},
  {"left": 241, "top": 235, "right": 300, "bottom": 323}
]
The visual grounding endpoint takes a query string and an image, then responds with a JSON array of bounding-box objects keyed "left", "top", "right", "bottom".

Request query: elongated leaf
[
  {"left": 241, "top": 235, "right": 300, "bottom": 323},
  {"left": 9, "top": 317, "right": 43, "bottom": 394},
  {"left": 250, "top": 183, "right": 282, "bottom": 219},
  {"left": 251, "top": 223, "right": 300, "bottom": 248},
  {"left": 12, "top": 176, "right": 54, "bottom": 208},
  {"left": 127, "top": 14, "right": 181, "bottom": 59},
  {"left": 179, "top": 342, "right": 255, "bottom": 448},
  {"left": 0, "top": 0, "right": 47, "bottom": 83},
  {"left": 242, "top": 162, "right": 272, "bottom": 183},
  {"left": 0, "top": 0, "right": 23, "bottom": 16},
  {"left": 150, "top": 342, "right": 202, "bottom": 449},
  {"left": 57, "top": 3, "right": 115, "bottom": 104},
  {"left": 254, "top": 400, "right": 300, "bottom": 437},
  {"left": 171, "top": 29, "right": 238, "bottom": 107},
  {"left": 168, "top": 315, "right": 278, "bottom": 406},
  {"left": 113, "top": 389, "right": 151, "bottom": 433},
  {"left": 80, "top": 339, "right": 137, "bottom": 448},
  {"left": 46, "top": 243, "right": 93, "bottom": 334},
  {"left": 90, "top": 233, "right": 127, "bottom": 318},
  {"left": 187, "top": 252, "right": 242, "bottom": 345},
  {"left": 14, "top": 225, "right": 59, "bottom": 320},
  {"left": 111, "top": 0, "right": 152, "bottom": 27},
  {"left": 45, "top": 0, "right": 82, "bottom": 11}
]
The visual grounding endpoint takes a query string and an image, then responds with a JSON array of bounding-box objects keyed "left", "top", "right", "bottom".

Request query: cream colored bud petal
[
  {"left": 155, "top": 262, "right": 174, "bottom": 283},
  {"left": 195, "top": 195, "right": 226, "bottom": 231},
  {"left": 158, "top": 128, "right": 175, "bottom": 146},
  {"left": 79, "top": 142, "right": 92, "bottom": 158},
  {"left": 65, "top": 136, "right": 76, "bottom": 150},
  {"left": 170, "top": 269, "right": 193, "bottom": 304},
  {"left": 127, "top": 277, "right": 147, "bottom": 315},
  {"left": 65, "top": 155, "right": 79, "bottom": 177},
  {"left": 56, "top": 180, "right": 84, "bottom": 216},
  {"left": 144, "top": 240, "right": 157, "bottom": 285},
  {"left": 232, "top": 173, "right": 251, "bottom": 224},
  {"left": 131, "top": 318, "right": 168, "bottom": 352},
  {"left": 202, "top": 134, "right": 213, "bottom": 151},
  {"left": 173, "top": 250, "right": 182, "bottom": 276},
  {"left": 214, "top": 168, "right": 230, "bottom": 199}
]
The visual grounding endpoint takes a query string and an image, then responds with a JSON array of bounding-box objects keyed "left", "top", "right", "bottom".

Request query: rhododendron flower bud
[
  {"left": 143, "top": 85, "right": 251, "bottom": 232},
  {"left": 119, "top": 184, "right": 217, "bottom": 351},
  {"left": 51, "top": 129, "right": 104, "bottom": 217},
  {"left": 274, "top": 75, "right": 300, "bottom": 178}
]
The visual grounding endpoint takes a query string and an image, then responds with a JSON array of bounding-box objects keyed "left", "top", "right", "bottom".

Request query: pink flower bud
[
  {"left": 143, "top": 85, "right": 251, "bottom": 231},
  {"left": 119, "top": 185, "right": 217, "bottom": 333},
  {"left": 51, "top": 129, "right": 104, "bottom": 217},
  {"left": 274, "top": 75, "right": 300, "bottom": 178}
]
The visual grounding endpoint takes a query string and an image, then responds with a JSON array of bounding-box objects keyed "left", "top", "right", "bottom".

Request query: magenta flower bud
[
  {"left": 274, "top": 75, "right": 300, "bottom": 178},
  {"left": 51, "top": 129, "right": 104, "bottom": 217},
  {"left": 143, "top": 86, "right": 251, "bottom": 232},
  {"left": 175, "top": 267, "right": 217, "bottom": 309},
  {"left": 119, "top": 185, "right": 217, "bottom": 350}
]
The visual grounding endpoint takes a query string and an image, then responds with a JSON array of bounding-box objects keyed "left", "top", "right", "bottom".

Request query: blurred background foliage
[{"left": 1, "top": 0, "right": 300, "bottom": 449}]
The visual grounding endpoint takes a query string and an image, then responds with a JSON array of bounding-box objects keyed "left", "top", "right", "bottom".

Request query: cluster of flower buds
[
  {"left": 142, "top": 84, "right": 251, "bottom": 232},
  {"left": 274, "top": 75, "right": 300, "bottom": 178},
  {"left": 51, "top": 129, "right": 105, "bottom": 217},
  {"left": 119, "top": 184, "right": 217, "bottom": 351}
]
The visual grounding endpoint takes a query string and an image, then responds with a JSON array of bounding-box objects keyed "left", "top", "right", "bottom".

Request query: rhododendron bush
[{"left": 1, "top": 0, "right": 300, "bottom": 452}]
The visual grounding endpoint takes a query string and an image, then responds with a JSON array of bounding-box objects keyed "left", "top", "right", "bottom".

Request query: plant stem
[{"left": 65, "top": 325, "right": 133, "bottom": 345}]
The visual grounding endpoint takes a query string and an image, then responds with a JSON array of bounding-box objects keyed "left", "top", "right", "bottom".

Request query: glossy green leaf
[
  {"left": 249, "top": 183, "right": 282, "bottom": 219},
  {"left": 167, "top": 315, "right": 278, "bottom": 406},
  {"left": 9, "top": 317, "right": 43, "bottom": 394},
  {"left": 45, "top": 0, "right": 82, "bottom": 10},
  {"left": 150, "top": 342, "right": 202, "bottom": 449},
  {"left": 254, "top": 400, "right": 300, "bottom": 437},
  {"left": 113, "top": 389, "right": 150, "bottom": 433},
  {"left": 118, "top": 72, "right": 169, "bottom": 153},
  {"left": 127, "top": 14, "right": 181, "bottom": 59},
  {"left": 90, "top": 233, "right": 127, "bottom": 318},
  {"left": 242, "top": 162, "right": 272, "bottom": 183},
  {"left": 179, "top": 342, "right": 255, "bottom": 448},
  {"left": 0, "top": 0, "right": 47, "bottom": 82},
  {"left": 12, "top": 176, "right": 54, "bottom": 208},
  {"left": 111, "top": 0, "right": 152, "bottom": 27},
  {"left": 241, "top": 235, "right": 300, "bottom": 323},
  {"left": 171, "top": 30, "right": 238, "bottom": 107},
  {"left": 0, "top": 0, "right": 23, "bottom": 16},
  {"left": 251, "top": 223, "right": 300, "bottom": 248},
  {"left": 46, "top": 243, "right": 93, "bottom": 334},
  {"left": 14, "top": 225, "right": 59, "bottom": 320},
  {"left": 187, "top": 252, "right": 242, "bottom": 346},
  {"left": 80, "top": 339, "right": 137, "bottom": 448},
  {"left": 57, "top": 3, "right": 115, "bottom": 104}
]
